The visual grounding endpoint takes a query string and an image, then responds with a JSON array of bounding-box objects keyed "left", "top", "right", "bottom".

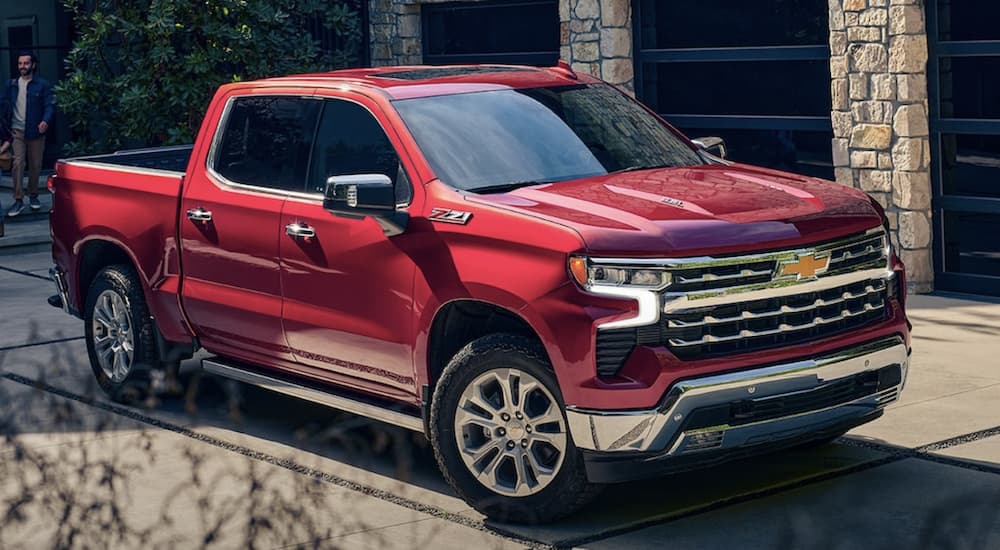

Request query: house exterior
[
  {"left": 3, "top": 0, "right": 996, "bottom": 296},
  {"left": 366, "top": 0, "right": 999, "bottom": 298}
]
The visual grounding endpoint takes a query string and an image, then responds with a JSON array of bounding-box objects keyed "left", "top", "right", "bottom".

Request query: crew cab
[{"left": 49, "top": 64, "right": 910, "bottom": 523}]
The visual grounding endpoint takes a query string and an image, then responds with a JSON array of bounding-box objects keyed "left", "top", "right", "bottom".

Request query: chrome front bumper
[{"left": 566, "top": 336, "right": 908, "bottom": 455}]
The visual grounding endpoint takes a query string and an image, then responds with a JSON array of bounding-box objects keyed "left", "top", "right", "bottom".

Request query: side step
[{"left": 202, "top": 358, "right": 424, "bottom": 433}]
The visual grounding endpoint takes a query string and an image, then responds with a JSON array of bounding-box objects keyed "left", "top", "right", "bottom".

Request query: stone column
[
  {"left": 561, "top": 0, "right": 634, "bottom": 93},
  {"left": 829, "top": 0, "right": 933, "bottom": 293},
  {"left": 369, "top": 0, "right": 422, "bottom": 66}
]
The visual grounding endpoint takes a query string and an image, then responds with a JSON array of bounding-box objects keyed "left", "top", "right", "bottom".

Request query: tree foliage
[{"left": 56, "top": 0, "right": 362, "bottom": 155}]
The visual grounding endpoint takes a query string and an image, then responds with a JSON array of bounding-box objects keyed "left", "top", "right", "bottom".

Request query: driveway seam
[
  {"left": 0, "top": 265, "right": 52, "bottom": 281},
  {"left": 839, "top": 428, "right": 1000, "bottom": 475},
  {"left": 0, "top": 336, "right": 85, "bottom": 352}
]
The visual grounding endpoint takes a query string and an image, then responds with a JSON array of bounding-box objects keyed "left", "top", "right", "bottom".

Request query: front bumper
[{"left": 565, "top": 336, "right": 908, "bottom": 482}]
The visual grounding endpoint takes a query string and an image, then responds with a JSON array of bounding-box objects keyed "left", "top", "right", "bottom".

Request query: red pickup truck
[{"left": 49, "top": 64, "right": 910, "bottom": 523}]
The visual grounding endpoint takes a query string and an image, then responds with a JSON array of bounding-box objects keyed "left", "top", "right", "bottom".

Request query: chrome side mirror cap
[{"left": 323, "top": 174, "right": 408, "bottom": 236}]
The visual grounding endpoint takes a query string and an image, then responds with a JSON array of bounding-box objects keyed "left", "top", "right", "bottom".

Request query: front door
[
  {"left": 279, "top": 95, "right": 418, "bottom": 400},
  {"left": 180, "top": 92, "right": 321, "bottom": 363}
]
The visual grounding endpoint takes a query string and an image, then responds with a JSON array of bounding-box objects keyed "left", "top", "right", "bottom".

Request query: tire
[
  {"left": 83, "top": 265, "right": 160, "bottom": 403},
  {"left": 430, "top": 333, "right": 601, "bottom": 524}
]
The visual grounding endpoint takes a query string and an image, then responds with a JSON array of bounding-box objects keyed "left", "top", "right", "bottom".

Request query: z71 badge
[{"left": 429, "top": 208, "right": 473, "bottom": 225}]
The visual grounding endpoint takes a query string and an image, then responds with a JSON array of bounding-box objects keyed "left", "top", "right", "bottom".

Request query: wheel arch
[
  {"left": 77, "top": 238, "right": 137, "bottom": 313},
  {"left": 425, "top": 299, "right": 549, "bottom": 394}
]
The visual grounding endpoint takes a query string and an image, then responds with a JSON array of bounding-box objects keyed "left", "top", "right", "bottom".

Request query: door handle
[
  {"left": 285, "top": 222, "right": 316, "bottom": 239},
  {"left": 186, "top": 207, "right": 213, "bottom": 223}
]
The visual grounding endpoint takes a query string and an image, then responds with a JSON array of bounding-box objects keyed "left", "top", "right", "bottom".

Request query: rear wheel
[
  {"left": 84, "top": 265, "right": 160, "bottom": 403},
  {"left": 430, "top": 334, "right": 600, "bottom": 523}
]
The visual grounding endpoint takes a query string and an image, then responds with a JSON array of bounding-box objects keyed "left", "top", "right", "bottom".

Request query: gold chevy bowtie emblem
[{"left": 779, "top": 254, "right": 830, "bottom": 280}]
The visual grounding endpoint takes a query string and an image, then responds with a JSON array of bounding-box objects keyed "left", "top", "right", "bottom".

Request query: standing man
[{"left": 3, "top": 51, "right": 54, "bottom": 217}]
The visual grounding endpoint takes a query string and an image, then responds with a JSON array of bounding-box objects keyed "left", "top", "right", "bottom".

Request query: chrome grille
[
  {"left": 670, "top": 260, "right": 775, "bottom": 293},
  {"left": 661, "top": 278, "right": 889, "bottom": 359},
  {"left": 660, "top": 229, "right": 888, "bottom": 293},
  {"left": 825, "top": 231, "right": 888, "bottom": 276},
  {"left": 591, "top": 228, "right": 893, "bottom": 374}
]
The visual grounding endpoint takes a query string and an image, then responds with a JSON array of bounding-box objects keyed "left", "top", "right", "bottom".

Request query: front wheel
[{"left": 430, "top": 334, "right": 600, "bottom": 523}]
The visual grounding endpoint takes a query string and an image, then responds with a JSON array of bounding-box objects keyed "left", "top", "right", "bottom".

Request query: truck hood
[{"left": 468, "top": 164, "right": 883, "bottom": 256}]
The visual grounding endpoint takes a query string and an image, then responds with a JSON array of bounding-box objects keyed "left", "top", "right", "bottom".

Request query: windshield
[{"left": 393, "top": 84, "right": 705, "bottom": 192}]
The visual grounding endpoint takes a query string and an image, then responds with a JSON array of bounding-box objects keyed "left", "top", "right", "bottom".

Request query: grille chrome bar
[
  {"left": 674, "top": 268, "right": 773, "bottom": 285},
  {"left": 588, "top": 227, "right": 885, "bottom": 270},
  {"left": 662, "top": 267, "right": 890, "bottom": 313},
  {"left": 668, "top": 301, "right": 885, "bottom": 347},
  {"left": 667, "top": 282, "right": 886, "bottom": 328}
]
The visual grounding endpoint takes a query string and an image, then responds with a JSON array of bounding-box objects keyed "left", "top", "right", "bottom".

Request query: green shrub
[{"left": 56, "top": 0, "right": 362, "bottom": 155}]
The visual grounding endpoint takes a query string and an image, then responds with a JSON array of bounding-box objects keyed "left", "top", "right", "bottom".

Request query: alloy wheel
[
  {"left": 91, "top": 289, "right": 134, "bottom": 383},
  {"left": 453, "top": 368, "right": 567, "bottom": 497}
]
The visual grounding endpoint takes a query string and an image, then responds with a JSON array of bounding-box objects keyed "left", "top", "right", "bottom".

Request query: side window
[
  {"left": 309, "top": 99, "right": 411, "bottom": 204},
  {"left": 214, "top": 96, "right": 320, "bottom": 191}
]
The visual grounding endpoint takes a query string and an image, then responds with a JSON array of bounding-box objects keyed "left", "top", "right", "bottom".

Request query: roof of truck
[{"left": 261, "top": 64, "right": 600, "bottom": 100}]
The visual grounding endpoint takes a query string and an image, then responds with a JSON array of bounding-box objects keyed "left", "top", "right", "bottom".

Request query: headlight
[
  {"left": 568, "top": 256, "right": 672, "bottom": 290},
  {"left": 569, "top": 256, "right": 667, "bottom": 329}
]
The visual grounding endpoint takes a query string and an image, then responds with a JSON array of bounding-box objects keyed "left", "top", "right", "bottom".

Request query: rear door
[
  {"left": 279, "top": 94, "right": 419, "bottom": 400},
  {"left": 180, "top": 91, "right": 321, "bottom": 364}
]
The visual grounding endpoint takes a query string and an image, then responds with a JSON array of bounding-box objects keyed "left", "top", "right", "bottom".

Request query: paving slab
[
  {"left": 2, "top": 344, "right": 475, "bottom": 517},
  {"left": 0, "top": 376, "right": 120, "bottom": 437},
  {"left": 935, "top": 435, "right": 1000, "bottom": 469},
  {"left": 0, "top": 418, "right": 516, "bottom": 549},
  {"left": 586, "top": 458, "right": 1000, "bottom": 550},
  {"left": 905, "top": 295, "right": 1000, "bottom": 383},
  {"left": 850, "top": 378, "right": 1000, "bottom": 449},
  {"left": 0, "top": 269, "right": 81, "bottom": 348},
  {"left": 192, "top": 418, "right": 472, "bottom": 516},
  {"left": 1, "top": 340, "right": 100, "bottom": 392},
  {"left": 321, "top": 517, "right": 525, "bottom": 550},
  {"left": 0, "top": 343, "right": 216, "bottom": 434},
  {"left": 0, "top": 187, "right": 52, "bottom": 252},
  {"left": 0, "top": 249, "right": 55, "bottom": 273},
  {"left": 847, "top": 294, "right": 1000, "bottom": 448},
  {"left": 492, "top": 443, "right": 890, "bottom": 544}
]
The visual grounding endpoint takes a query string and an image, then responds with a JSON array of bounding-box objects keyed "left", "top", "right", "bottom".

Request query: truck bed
[
  {"left": 50, "top": 144, "right": 191, "bottom": 340},
  {"left": 68, "top": 144, "right": 193, "bottom": 174}
]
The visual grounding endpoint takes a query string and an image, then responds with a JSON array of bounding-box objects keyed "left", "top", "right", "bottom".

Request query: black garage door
[
  {"left": 928, "top": 0, "right": 1000, "bottom": 296},
  {"left": 633, "top": 0, "right": 834, "bottom": 180},
  {"left": 422, "top": 0, "right": 559, "bottom": 66}
]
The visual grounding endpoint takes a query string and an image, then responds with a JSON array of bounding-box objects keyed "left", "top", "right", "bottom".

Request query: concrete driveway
[{"left": 1, "top": 249, "right": 997, "bottom": 549}]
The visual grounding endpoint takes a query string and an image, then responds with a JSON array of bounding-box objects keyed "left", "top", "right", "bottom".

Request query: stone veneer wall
[
  {"left": 829, "top": 0, "right": 933, "bottom": 292},
  {"left": 369, "top": 0, "right": 423, "bottom": 66},
  {"left": 369, "top": 0, "right": 635, "bottom": 93},
  {"left": 560, "top": 0, "right": 634, "bottom": 93}
]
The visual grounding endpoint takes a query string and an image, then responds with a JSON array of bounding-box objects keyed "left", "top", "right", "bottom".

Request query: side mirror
[
  {"left": 324, "top": 174, "right": 395, "bottom": 214},
  {"left": 323, "top": 174, "right": 408, "bottom": 236},
  {"left": 692, "top": 136, "right": 727, "bottom": 159}
]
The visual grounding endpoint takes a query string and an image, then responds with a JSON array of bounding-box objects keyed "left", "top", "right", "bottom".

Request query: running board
[{"left": 201, "top": 358, "right": 424, "bottom": 432}]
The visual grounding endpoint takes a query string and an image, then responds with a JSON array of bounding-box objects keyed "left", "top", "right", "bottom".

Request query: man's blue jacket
[{"left": 2, "top": 76, "right": 54, "bottom": 141}]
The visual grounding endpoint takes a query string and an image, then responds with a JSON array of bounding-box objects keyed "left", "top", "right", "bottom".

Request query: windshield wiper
[
  {"left": 608, "top": 163, "right": 675, "bottom": 175},
  {"left": 468, "top": 180, "right": 551, "bottom": 194}
]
